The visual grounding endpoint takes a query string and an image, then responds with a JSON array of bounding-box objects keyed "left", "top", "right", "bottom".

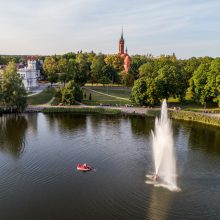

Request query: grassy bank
[
  {"left": 146, "top": 109, "right": 220, "bottom": 127},
  {"left": 27, "top": 88, "right": 55, "bottom": 105},
  {"left": 169, "top": 110, "right": 220, "bottom": 127},
  {"left": 42, "top": 107, "right": 121, "bottom": 115}
]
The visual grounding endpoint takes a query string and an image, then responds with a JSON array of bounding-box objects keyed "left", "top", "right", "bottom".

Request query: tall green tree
[
  {"left": 210, "top": 59, "right": 220, "bottom": 106},
  {"left": 57, "top": 57, "right": 68, "bottom": 85},
  {"left": 2, "top": 62, "right": 27, "bottom": 111},
  {"left": 61, "top": 80, "right": 83, "bottom": 105},
  {"left": 131, "top": 77, "right": 159, "bottom": 106},
  {"left": 43, "top": 57, "right": 58, "bottom": 85},
  {"left": 104, "top": 54, "right": 124, "bottom": 72},
  {"left": 192, "top": 58, "right": 220, "bottom": 107},
  {"left": 101, "top": 65, "right": 117, "bottom": 84},
  {"left": 155, "top": 65, "right": 179, "bottom": 100},
  {"left": 91, "top": 55, "right": 105, "bottom": 84},
  {"left": 74, "top": 53, "right": 89, "bottom": 86},
  {"left": 67, "top": 58, "right": 77, "bottom": 81},
  {"left": 138, "top": 62, "right": 155, "bottom": 78}
]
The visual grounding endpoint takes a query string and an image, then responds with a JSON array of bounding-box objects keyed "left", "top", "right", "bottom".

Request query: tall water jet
[{"left": 147, "top": 99, "right": 179, "bottom": 191}]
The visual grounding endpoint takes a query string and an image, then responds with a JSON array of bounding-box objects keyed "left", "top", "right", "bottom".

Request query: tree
[
  {"left": 189, "top": 59, "right": 220, "bottom": 107},
  {"left": 74, "top": 53, "right": 89, "bottom": 86},
  {"left": 131, "top": 77, "right": 159, "bottom": 106},
  {"left": 138, "top": 62, "right": 155, "bottom": 78},
  {"left": 189, "top": 63, "right": 210, "bottom": 105},
  {"left": 131, "top": 77, "right": 148, "bottom": 106},
  {"left": 67, "top": 59, "right": 77, "bottom": 81},
  {"left": 155, "top": 64, "right": 187, "bottom": 101},
  {"left": 210, "top": 59, "right": 220, "bottom": 106},
  {"left": 57, "top": 57, "right": 68, "bottom": 85},
  {"left": 90, "top": 55, "right": 106, "bottom": 84},
  {"left": 130, "top": 55, "right": 152, "bottom": 75},
  {"left": 101, "top": 65, "right": 117, "bottom": 84},
  {"left": 43, "top": 57, "right": 58, "bottom": 85},
  {"left": 61, "top": 80, "right": 83, "bottom": 105},
  {"left": 119, "top": 71, "right": 134, "bottom": 87},
  {"left": 2, "top": 62, "right": 27, "bottom": 111},
  {"left": 104, "top": 54, "right": 124, "bottom": 72},
  {"left": 99, "top": 75, "right": 110, "bottom": 86},
  {"left": 75, "top": 62, "right": 89, "bottom": 86}
]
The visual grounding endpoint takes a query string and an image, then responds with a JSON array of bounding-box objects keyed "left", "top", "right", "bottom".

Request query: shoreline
[{"left": 1, "top": 105, "right": 220, "bottom": 127}]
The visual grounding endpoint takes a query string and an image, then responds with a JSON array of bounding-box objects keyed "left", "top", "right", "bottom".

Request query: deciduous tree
[{"left": 2, "top": 62, "right": 27, "bottom": 111}]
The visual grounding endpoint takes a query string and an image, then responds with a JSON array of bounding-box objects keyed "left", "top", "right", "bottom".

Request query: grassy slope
[
  {"left": 82, "top": 87, "right": 132, "bottom": 106},
  {"left": 27, "top": 87, "right": 55, "bottom": 105},
  {"left": 90, "top": 87, "right": 131, "bottom": 99}
]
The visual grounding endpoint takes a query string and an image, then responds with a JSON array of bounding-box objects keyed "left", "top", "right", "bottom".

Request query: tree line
[
  {"left": 42, "top": 52, "right": 128, "bottom": 86},
  {"left": 1, "top": 52, "right": 220, "bottom": 109},
  {"left": 130, "top": 54, "right": 220, "bottom": 107},
  {"left": 42, "top": 52, "right": 220, "bottom": 107}
]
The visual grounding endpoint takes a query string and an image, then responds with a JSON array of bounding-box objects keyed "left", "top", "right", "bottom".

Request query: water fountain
[{"left": 146, "top": 99, "right": 180, "bottom": 191}]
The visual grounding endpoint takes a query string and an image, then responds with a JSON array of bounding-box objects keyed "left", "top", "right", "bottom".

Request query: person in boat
[
  {"left": 83, "top": 163, "right": 87, "bottom": 168},
  {"left": 153, "top": 174, "right": 160, "bottom": 181}
]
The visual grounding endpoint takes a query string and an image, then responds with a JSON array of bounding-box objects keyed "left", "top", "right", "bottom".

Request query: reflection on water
[
  {"left": 45, "top": 113, "right": 87, "bottom": 133},
  {"left": 148, "top": 188, "right": 174, "bottom": 220},
  {"left": 0, "top": 115, "right": 28, "bottom": 156},
  {"left": 129, "top": 116, "right": 154, "bottom": 137},
  {"left": 25, "top": 113, "right": 38, "bottom": 135},
  {"left": 188, "top": 123, "right": 220, "bottom": 155},
  {"left": 0, "top": 113, "right": 220, "bottom": 219}
]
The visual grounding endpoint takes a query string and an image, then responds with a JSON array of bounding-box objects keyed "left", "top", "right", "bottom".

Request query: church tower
[
  {"left": 117, "top": 28, "right": 131, "bottom": 72},
  {"left": 119, "top": 28, "right": 124, "bottom": 55}
]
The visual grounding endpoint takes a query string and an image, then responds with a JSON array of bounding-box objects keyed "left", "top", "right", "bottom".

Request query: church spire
[
  {"left": 120, "top": 26, "right": 124, "bottom": 41},
  {"left": 119, "top": 27, "right": 125, "bottom": 54}
]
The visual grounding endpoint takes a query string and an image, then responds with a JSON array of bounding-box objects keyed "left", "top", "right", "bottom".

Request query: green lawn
[
  {"left": 85, "top": 83, "right": 123, "bottom": 87},
  {"left": 27, "top": 87, "right": 55, "bottom": 105},
  {"left": 89, "top": 87, "right": 131, "bottom": 99},
  {"left": 82, "top": 88, "right": 132, "bottom": 106}
]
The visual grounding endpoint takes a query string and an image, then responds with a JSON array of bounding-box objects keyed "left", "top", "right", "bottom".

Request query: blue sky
[{"left": 0, "top": 0, "right": 219, "bottom": 58}]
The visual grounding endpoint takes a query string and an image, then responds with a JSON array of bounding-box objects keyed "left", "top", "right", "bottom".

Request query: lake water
[{"left": 0, "top": 113, "right": 220, "bottom": 220}]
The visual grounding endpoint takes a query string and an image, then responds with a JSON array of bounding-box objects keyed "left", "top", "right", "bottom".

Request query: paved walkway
[{"left": 27, "top": 83, "right": 50, "bottom": 97}]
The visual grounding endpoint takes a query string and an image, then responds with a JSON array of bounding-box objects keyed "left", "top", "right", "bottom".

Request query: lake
[{"left": 0, "top": 113, "right": 220, "bottom": 220}]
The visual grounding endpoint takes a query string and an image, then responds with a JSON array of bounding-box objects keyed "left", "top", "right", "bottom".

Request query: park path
[
  {"left": 27, "top": 83, "right": 50, "bottom": 97},
  {"left": 85, "top": 88, "right": 130, "bottom": 101}
]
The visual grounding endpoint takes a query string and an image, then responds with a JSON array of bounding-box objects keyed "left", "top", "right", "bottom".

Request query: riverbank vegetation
[
  {"left": 169, "top": 110, "right": 220, "bottom": 127},
  {"left": 42, "top": 107, "right": 121, "bottom": 115},
  {"left": 0, "top": 62, "right": 27, "bottom": 112},
  {"left": 145, "top": 109, "right": 220, "bottom": 127}
]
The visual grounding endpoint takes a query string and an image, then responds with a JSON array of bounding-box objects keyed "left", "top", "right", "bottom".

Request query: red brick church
[{"left": 118, "top": 30, "right": 131, "bottom": 72}]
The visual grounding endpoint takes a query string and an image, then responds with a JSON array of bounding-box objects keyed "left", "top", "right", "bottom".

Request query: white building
[{"left": 18, "top": 57, "right": 41, "bottom": 90}]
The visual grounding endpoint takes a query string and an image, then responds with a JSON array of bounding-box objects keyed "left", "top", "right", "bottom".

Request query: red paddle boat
[{"left": 77, "top": 163, "right": 92, "bottom": 172}]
